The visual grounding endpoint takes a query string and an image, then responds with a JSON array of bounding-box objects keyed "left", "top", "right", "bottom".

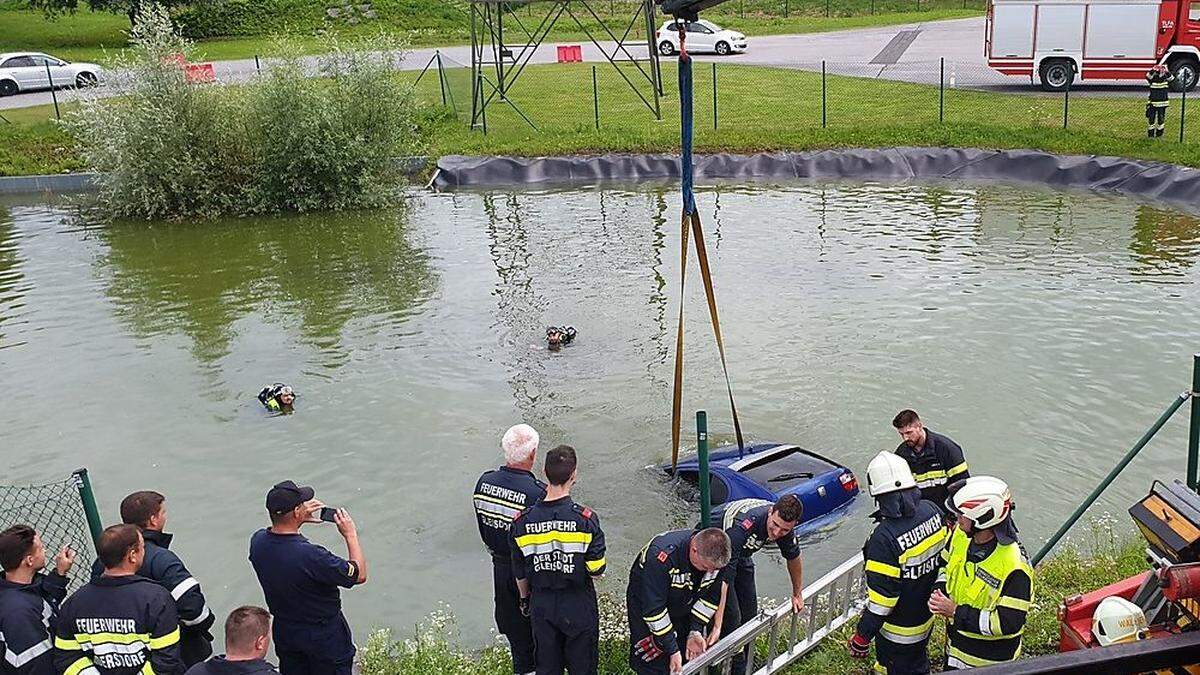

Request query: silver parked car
[{"left": 0, "top": 52, "right": 104, "bottom": 96}]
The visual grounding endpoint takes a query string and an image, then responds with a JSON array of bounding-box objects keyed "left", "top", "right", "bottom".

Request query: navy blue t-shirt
[{"left": 248, "top": 529, "right": 360, "bottom": 625}]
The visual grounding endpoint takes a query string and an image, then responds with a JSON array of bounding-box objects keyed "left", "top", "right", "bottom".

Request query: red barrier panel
[
  {"left": 556, "top": 45, "right": 582, "bottom": 63},
  {"left": 184, "top": 63, "right": 216, "bottom": 84}
]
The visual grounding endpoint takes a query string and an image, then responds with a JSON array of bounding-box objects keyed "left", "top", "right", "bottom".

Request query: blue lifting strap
[{"left": 670, "top": 35, "right": 745, "bottom": 468}]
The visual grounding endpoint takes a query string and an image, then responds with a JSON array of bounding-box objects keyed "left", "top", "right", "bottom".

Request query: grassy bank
[
  {"left": 0, "top": 2, "right": 979, "bottom": 64},
  {"left": 8, "top": 61, "right": 1199, "bottom": 177},
  {"left": 359, "top": 536, "right": 1147, "bottom": 675}
]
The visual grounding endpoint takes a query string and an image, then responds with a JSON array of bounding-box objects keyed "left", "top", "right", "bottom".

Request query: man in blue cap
[{"left": 248, "top": 481, "right": 367, "bottom": 675}]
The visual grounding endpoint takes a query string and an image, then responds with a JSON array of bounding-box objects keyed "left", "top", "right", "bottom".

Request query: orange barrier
[{"left": 556, "top": 45, "right": 582, "bottom": 63}]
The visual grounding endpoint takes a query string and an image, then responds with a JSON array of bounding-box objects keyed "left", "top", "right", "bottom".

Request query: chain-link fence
[
  {"left": 403, "top": 55, "right": 1199, "bottom": 149},
  {"left": 0, "top": 469, "right": 102, "bottom": 591}
]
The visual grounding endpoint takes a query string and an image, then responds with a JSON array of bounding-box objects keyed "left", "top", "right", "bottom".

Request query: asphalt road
[{"left": 0, "top": 16, "right": 1152, "bottom": 111}]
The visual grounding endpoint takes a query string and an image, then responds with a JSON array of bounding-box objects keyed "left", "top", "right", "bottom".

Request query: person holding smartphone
[
  {"left": 248, "top": 481, "right": 367, "bottom": 675},
  {"left": 0, "top": 524, "right": 75, "bottom": 675}
]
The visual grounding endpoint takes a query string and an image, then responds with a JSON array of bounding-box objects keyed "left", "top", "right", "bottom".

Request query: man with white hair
[{"left": 473, "top": 424, "right": 547, "bottom": 675}]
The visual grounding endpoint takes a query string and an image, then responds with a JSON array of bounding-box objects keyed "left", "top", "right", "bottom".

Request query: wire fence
[
  {"left": 512, "top": 0, "right": 987, "bottom": 20},
  {"left": 403, "top": 54, "right": 1200, "bottom": 146},
  {"left": 0, "top": 471, "right": 100, "bottom": 592}
]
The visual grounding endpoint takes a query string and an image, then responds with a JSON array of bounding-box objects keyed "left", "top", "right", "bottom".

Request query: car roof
[{"left": 0, "top": 52, "right": 51, "bottom": 60}]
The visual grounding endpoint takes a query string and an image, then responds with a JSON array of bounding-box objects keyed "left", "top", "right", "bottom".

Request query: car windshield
[{"left": 738, "top": 448, "right": 838, "bottom": 493}]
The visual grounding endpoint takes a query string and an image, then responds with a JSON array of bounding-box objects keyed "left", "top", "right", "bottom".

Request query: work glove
[
  {"left": 634, "top": 636, "right": 664, "bottom": 663},
  {"left": 518, "top": 596, "right": 530, "bottom": 618},
  {"left": 848, "top": 633, "right": 871, "bottom": 659}
]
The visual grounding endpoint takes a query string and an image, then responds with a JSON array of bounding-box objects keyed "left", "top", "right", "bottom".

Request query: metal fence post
[
  {"left": 437, "top": 51, "right": 447, "bottom": 107},
  {"left": 254, "top": 54, "right": 261, "bottom": 74},
  {"left": 1063, "top": 80, "right": 1070, "bottom": 129},
  {"left": 871, "top": 0, "right": 875, "bottom": 14},
  {"left": 45, "top": 62, "right": 60, "bottom": 120},
  {"left": 1189, "top": 354, "right": 1200, "bottom": 491},
  {"left": 1181, "top": 88, "right": 1188, "bottom": 144},
  {"left": 939, "top": 57, "right": 945, "bottom": 123},
  {"left": 698, "top": 411, "right": 711, "bottom": 528},
  {"left": 784, "top": 0, "right": 789, "bottom": 17},
  {"left": 822, "top": 60, "right": 827, "bottom": 128},
  {"left": 72, "top": 469, "right": 103, "bottom": 551},
  {"left": 478, "top": 72, "right": 488, "bottom": 134},
  {"left": 592, "top": 65, "right": 600, "bottom": 130},
  {"left": 1032, "top": 391, "right": 1191, "bottom": 565},
  {"left": 825, "top": 0, "right": 830, "bottom": 17},
  {"left": 712, "top": 62, "right": 718, "bottom": 130}
]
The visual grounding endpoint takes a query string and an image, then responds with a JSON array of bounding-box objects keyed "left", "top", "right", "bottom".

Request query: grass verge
[
  {"left": 358, "top": 535, "right": 1148, "bottom": 675},
  {"left": 0, "top": 6, "right": 980, "bottom": 64}
]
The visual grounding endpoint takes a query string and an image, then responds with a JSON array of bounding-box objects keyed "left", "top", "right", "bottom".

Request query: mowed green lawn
[
  {"left": 5, "top": 62, "right": 1199, "bottom": 176},
  {"left": 404, "top": 62, "right": 1200, "bottom": 167},
  {"left": 0, "top": 4, "right": 980, "bottom": 64}
]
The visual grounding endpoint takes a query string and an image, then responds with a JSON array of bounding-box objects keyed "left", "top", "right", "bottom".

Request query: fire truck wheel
[
  {"left": 1039, "top": 59, "right": 1075, "bottom": 92},
  {"left": 1169, "top": 58, "right": 1198, "bottom": 93}
]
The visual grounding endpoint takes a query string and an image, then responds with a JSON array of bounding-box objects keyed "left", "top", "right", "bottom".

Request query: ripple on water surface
[{"left": 0, "top": 182, "right": 1198, "bottom": 645}]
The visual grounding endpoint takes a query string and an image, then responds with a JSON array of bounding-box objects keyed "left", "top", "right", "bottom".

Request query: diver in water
[
  {"left": 258, "top": 384, "right": 295, "bottom": 413},
  {"left": 546, "top": 326, "right": 576, "bottom": 351}
]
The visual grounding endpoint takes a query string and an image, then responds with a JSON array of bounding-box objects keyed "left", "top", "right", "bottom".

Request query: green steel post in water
[
  {"left": 698, "top": 410, "right": 711, "bottom": 528},
  {"left": 1189, "top": 354, "right": 1200, "bottom": 491},
  {"left": 1032, "top": 391, "right": 1191, "bottom": 566},
  {"left": 73, "top": 468, "right": 103, "bottom": 552}
]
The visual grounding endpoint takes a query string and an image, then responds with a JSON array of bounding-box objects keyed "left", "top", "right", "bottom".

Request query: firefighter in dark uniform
[
  {"left": 0, "top": 525, "right": 75, "bottom": 675},
  {"left": 892, "top": 410, "right": 969, "bottom": 517},
  {"left": 931, "top": 476, "right": 1032, "bottom": 670},
  {"left": 54, "top": 524, "right": 184, "bottom": 675},
  {"left": 708, "top": 496, "right": 805, "bottom": 675},
  {"left": 90, "top": 492, "right": 215, "bottom": 667},
  {"left": 848, "top": 452, "right": 948, "bottom": 675},
  {"left": 626, "top": 528, "right": 731, "bottom": 675},
  {"left": 248, "top": 481, "right": 367, "bottom": 675},
  {"left": 1146, "top": 64, "right": 1174, "bottom": 138},
  {"left": 473, "top": 424, "right": 546, "bottom": 675},
  {"left": 510, "top": 445, "right": 606, "bottom": 675}
]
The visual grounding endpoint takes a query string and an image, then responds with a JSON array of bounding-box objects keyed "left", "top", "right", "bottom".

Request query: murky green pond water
[{"left": 2, "top": 181, "right": 1198, "bottom": 647}]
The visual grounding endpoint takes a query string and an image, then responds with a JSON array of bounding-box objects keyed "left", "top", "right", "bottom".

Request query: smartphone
[{"left": 319, "top": 507, "right": 338, "bottom": 522}]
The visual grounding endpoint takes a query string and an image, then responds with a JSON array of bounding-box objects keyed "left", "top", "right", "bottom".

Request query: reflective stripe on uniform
[
  {"left": 898, "top": 527, "right": 947, "bottom": 568},
  {"left": 170, "top": 577, "right": 200, "bottom": 601},
  {"left": 473, "top": 496, "right": 522, "bottom": 521},
  {"left": 873, "top": 661, "right": 887, "bottom": 674},
  {"left": 3, "top": 638, "right": 52, "bottom": 667},
  {"left": 912, "top": 469, "right": 947, "bottom": 488},
  {"left": 946, "top": 462, "right": 969, "bottom": 478},
  {"left": 947, "top": 644, "right": 1015, "bottom": 668},
  {"left": 64, "top": 656, "right": 95, "bottom": 675},
  {"left": 691, "top": 598, "right": 718, "bottom": 623},
  {"left": 879, "top": 616, "right": 935, "bottom": 645},
  {"left": 997, "top": 596, "right": 1032, "bottom": 612},
  {"left": 865, "top": 560, "right": 901, "bottom": 578},
  {"left": 149, "top": 628, "right": 180, "bottom": 650},
  {"left": 180, "top": 605, "right": 212, "bottom": 627},
  {"left": 585, "top": 558, "right": 606, "bottom": 573},
  {"left": 867, "top": 589, "right": 898, "bottom": 615},
  {"left": 644, "top": 609, "right": 673, "bottom": 635},
  {"left": 514, "top": 530, "right": 593, "bottom": 556},
  {"left": 141, "top": 661, "right": 157, "bottom": 675},
  {"left": 55, "top": 637, "right": 82, "bottom": 651}
]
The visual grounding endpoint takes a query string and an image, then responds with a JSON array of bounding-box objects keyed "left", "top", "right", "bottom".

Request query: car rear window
[
  {"left": 738, "top": 448, "right": 838, "bottom": 492},
  {"left": 3, "top": 57, "right": 36, "bottom": 68}
]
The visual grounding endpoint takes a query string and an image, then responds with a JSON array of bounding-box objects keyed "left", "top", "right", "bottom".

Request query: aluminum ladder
[{"left": 682, "top": 552, "right": 867, "bottom": 675}]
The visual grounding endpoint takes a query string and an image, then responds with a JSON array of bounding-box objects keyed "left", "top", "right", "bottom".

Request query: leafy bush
[
  {"left": 170, "top": 0, "right": 467, "bottom": 40},
  {"left": 66, "top": 4, "right": 421, "bottom": 220}
]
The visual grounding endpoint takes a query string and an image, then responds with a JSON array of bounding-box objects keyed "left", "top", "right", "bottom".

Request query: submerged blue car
[{"left": 662, "top": 443, "right": 860, "bottom": 534}]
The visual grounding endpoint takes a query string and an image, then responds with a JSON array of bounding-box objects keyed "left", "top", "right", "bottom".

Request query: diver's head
[{"left": 276, "top": 386, "right": 295, "bottom": 407}]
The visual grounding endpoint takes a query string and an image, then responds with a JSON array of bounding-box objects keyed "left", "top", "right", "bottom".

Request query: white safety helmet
[
  {"left": 946, "top": 476, "right": 1012, "bottom": 530},
  {"left": 1092, "top": 596, "right": 1148, "bottom": 647},
  {"left": 866, "top": 451, "right": 916, "bottom": 497}
]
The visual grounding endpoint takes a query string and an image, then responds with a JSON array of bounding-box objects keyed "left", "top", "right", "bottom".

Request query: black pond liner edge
[{"left": 430, "top": 148, "right": 1200, "bottom": 215}]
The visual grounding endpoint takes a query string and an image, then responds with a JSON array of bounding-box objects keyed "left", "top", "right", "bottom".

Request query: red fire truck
[{"left": 985, "top": 0, "right": 1200, "bottom": 91}]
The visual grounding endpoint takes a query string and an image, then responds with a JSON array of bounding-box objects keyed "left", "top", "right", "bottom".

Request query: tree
[{"left": 27, "top": 0, "right": 189, "bottom": 25}]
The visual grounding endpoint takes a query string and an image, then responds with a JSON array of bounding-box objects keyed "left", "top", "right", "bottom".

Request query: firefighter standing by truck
[
  {"left": 626, "top": 528, "right": 731, "bottom": 675},
  {"left": 1147, "top": 64, "right": 1175, "bottom": 138},
  {"left": 930, "top": 476, "right": 1033, "bottom": 670},
  {"left": 847, "top": 452, "right": 948, "bottom": 675},
  {"left": 511, "top": 445, "right": 606, "bottom": 675}
]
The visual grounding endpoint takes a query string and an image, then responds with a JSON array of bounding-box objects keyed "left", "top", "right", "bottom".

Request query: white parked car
[
  {"left": 0, "top": 52, "right": 103, "bottom": 96},
  {"left": 656, "top": 20, "right": 747, "bottom": 56}
]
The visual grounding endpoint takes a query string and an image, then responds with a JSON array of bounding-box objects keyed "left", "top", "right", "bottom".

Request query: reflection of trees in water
[
  {"left": 0, "top": 210, "right": 24, "bottom": 349},
  {"left": 1130, "top": 204, "right": 1200, "bottom": 280},
  {"left": 484, "top": 192, "right": 563, "bottom": 435},
  {"left": 645, "top": 190, "right": 669, "bottom": 387},
  {"left": 98, "top": 208, "right": 435, "bottom": 365}
]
